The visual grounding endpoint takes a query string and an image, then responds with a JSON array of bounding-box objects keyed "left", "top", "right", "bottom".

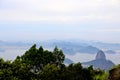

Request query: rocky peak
[
  {"left": 82, "top": 50, "right": 115, "bottom": 71},
  {"left": 95, "top": 50, "right": 106, "bottom": 60}
]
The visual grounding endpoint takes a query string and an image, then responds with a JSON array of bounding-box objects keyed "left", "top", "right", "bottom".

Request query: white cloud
[
  {"left": 0, "top": 0, "right": 120, "bottom": 23},
  {"left": 99, "top": 29, "right": 120, "bottom": 32}
]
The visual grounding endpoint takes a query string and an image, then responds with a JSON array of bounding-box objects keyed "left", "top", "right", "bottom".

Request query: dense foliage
[{"left": 0, "top": 44, "right": 108, "bottom": 80}]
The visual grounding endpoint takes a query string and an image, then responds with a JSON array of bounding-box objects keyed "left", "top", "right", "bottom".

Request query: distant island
[{"left": 82, "top": 50, "right": 115, "bottom": 71}]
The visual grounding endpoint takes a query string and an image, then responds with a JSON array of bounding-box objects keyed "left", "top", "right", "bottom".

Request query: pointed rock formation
[
  {"left": 95, "top": 50, "right": 106, "bottom": 60},
  {"left": 82, "top": 50, "right": 115, "bottom": 71}
]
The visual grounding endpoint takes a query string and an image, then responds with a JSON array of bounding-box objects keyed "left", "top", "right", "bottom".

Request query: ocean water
[
  {"left": 0, "top": 46, "right": 120, "bottom": 65},
  {"left": 0, "top": 46, "right": 28, "bottom": 60}
]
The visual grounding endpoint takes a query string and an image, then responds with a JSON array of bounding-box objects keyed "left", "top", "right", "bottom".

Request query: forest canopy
[{"left": 0, "top": 44, "right": 116, "bottom": 80}]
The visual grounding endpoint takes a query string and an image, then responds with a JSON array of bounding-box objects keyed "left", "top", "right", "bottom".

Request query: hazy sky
[{"left": 0, "top": 0, "right": 120, "bottom": 43}]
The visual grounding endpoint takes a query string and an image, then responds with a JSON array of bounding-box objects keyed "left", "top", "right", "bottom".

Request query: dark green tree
[
  {"left": 19, "top": 45, "right": 65, "bottom": 74},
  {"left": 21, "top": 44, "right": 42, "bottom": 73},
  {"left": 53, "top": 46, "right": 65, "bottom": 67},
  {"left": 0, "top": 58, "right": 14, "bottom": 80},
  {"left": 39, "top": 64, "right": 60, "bottom": 80},
  {"left": 12, "top": 57, "right": 35, "bottom": 80}
]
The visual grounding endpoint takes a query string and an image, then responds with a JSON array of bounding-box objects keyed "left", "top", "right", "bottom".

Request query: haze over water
[{"left": 0, "top": 0, "right": 120, "bottom": 64}]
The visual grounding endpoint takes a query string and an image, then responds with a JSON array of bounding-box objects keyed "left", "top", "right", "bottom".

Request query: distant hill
[
  {"left": 0, "top": 40, "right": 31, "bottom": 46},
  {"left": 37, "top": 40, "right": 120, "bottom": 54},
  {"left": 104, "top": 50, "right": 116, "bottom": 54},
  {"left": 0, "top": 39, "right": 119, "bottom": 54},
  {"left": 82, "top": 50, "right": 115, "bottom": 71},
  {"left": 64, "top": 58, "right": 74, "bottom": 65},
  {"left": 87, "top": 42, "right": 120, "bottom": 51},
  {"left": 37, "top": 40, "right": 100, "bottom": 54},
  {"left": 61, "top": 45, "right": 99, "bottom": 54}
]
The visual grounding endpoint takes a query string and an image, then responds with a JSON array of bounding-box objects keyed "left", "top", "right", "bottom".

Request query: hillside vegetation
[{"left": 0, "top": 44, "right": 118, "bottom": 80}]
